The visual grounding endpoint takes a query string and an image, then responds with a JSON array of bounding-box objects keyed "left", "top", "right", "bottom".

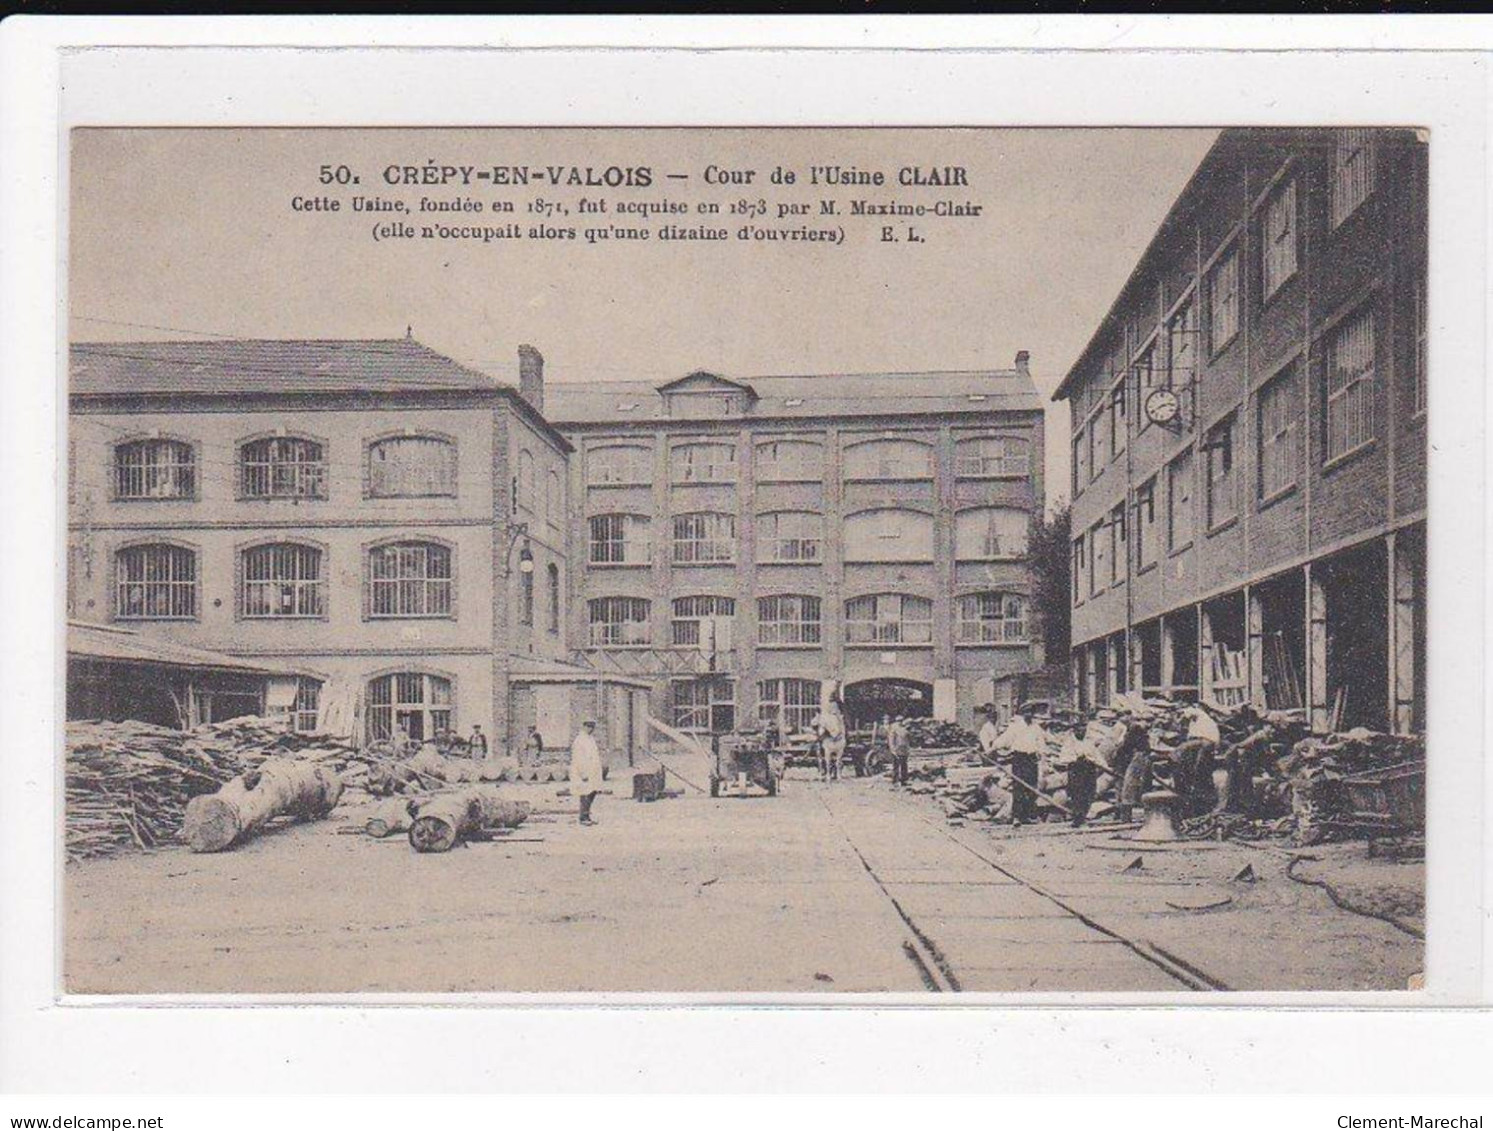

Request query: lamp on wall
[
  {"left": 518, "top": 539, "right": 535, "bottom": 575},
  {"left": 502, "top": 521, "right": 533, "bottom": 578}
]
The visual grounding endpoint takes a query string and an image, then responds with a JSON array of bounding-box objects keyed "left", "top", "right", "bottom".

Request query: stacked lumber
[{"left": 65, "top": 716, "right": 365, "bottom": 862}]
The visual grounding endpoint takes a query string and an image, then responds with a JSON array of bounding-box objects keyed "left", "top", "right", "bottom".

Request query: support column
[
  {"left": 1159, "top": 614, "right": 1175, "bottom": 696},
  {"left": 1306, "top": 563, "right": 1330, "bottom": 732},
  {"left": 1199, "top": 603, "right": 1216, "bottom": 705},
  {"left": 1085, "top": 643, "right": 1100, "bottom": 708},
  {"left": 1389, "top": 531, "right": 1418, "bottom": 735},
  {"left": 1106, "top": 635, "right": 1121, "bottom": 703},
  {"left": 1246, "top": 585, "right": 1265, "bottom": 710},
  {"left": 1128, "top": 629, "right": 1144, "bottom": 693}
]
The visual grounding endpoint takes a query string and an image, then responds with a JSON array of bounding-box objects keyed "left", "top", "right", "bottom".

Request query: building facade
[
  {"left": 66, "top": 337, "right": 649, "bottom": 759},
  {"left": 546, "top": 358, "right": 1045, "bottom": 734},
  {"left": 1055, "top": 128, "right": 1427, "bottom": 734}
]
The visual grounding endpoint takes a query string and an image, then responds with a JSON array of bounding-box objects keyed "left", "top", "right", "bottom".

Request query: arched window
[
  {"left": 845, "top": 594, "right": 934, "bottom": 645},
  {"left": 755, "top": 438, "right": 823, "bottom": 482},
  {"left": 757, "top": 511, "right": 823, "bottom": 563},
  {"left": 956, "top": 592, "right": 1028, "bottom": 644},
  {"left": 843, "top": 437, "right": 932, "bottom": 481},
  {"left": 546, "top": 470, "right": 562, "bottom": 528},
  {"left": 116, "top": 542, "right": 197, "bottom": 620},
  {"left": 517, "top": 449, "right": 536, "bottom": 515},
  {"left": 758, "top": 678, "right": 822, "bottom": 733},
  {"left": 671, "top": 441, "right": 737, "bottom": 484},
  {"left": 242, "top": 542, "right": 325, "bottom": 618},
  {"left": 366, "top": 672, "right": 452, "bottom": 743},
  {"left": 843, "top": 508, "right": 934, "bottom": 562},
  {"left": 588, "top": 596, "right": 651, "bottom": 646},
  {"left": 588, "top": 513, "right": 651, "bottom": 566},
  {"left": 587, "top": 443, "right": 652, "bottom": 486},
  {"left": 519, "top": 568, "right": 535, "bottom": 627},
  {"left": 240, "top": 436, "right": 327, "bottom": 499},
  {"left": 955, "top": 435, "right": 1030, "bottom": 479},
  {"left": 757, "top": 594, "right": 821, "bottom": 646},
  {"left": 672, "top": 512, "right": 736, "bottom": 564},
  {"left": 367, "top": 435, "right": 456, "bottom": 498},
  {"left": 367, "top": 541, "right": 453, "bottom": 618},
  {"left": 955, "top": 507, "right": 1030, "bottom": 560},
  {"left": 547, "top": 563, "right": 561, "bottom": 634},
  {"left": 114, "top": 438, "right": 195, "bottom": 500},
  {"left": 672, "top": 595, "right": 735, "bottom": 651}
]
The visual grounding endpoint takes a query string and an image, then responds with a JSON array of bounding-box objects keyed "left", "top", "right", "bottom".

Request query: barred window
[
  {"left": 758, "top": 677, "right": 822, "bottom": 733},
  {"left": 757, "top": 594, "right": 822, "bottom": 646},
  {"left": 671, "top": 678, "right": 735, "bottom": 733},
  {"left": 292, "top": 679, "right": 320, "bottom": 733},
  {"left": 242, "top": 542, "right": 325, "bottom": 618},
  {"left": 671, "top": 595, "right": 735, "bottom": 651},
  {"left": 672, "top": 512, "right": 736, "bottom": 564},
  {"left": 956, "top": 592, "right": 1027, "bottom": 645},
  {"left": 588, "top": 443, "right": 652, "bottom": 486},
  {"left": 367, "top": 436, "right": 456, "bottom": 498},
  {"left": 1206, "top": 247, "right": 1239, "bottom": 354},
  {"left": 756, "top": 438, "right": 824, "bottom": 482},
  {"left": 843, "top": 437, "right": 933, "bottom": 481},
  {"left": 116, "top": 543, "right": 197, "bottom": 620},
  {"left": 671, "top": 441, "right": 737, "bottom": 484},
  {"left": 588, "top": 513, "right": 651, "bottom": 566},
  {"left": 1262, "top": 179, "right": 1298, "bottom": 299},
  {"left": 1168, "top": 450, "right": 1194, "bottom": 550},
  {"left": 955, "top": 507, "right": 1028, "bottom": 560},
  {"left": 843, "top": 508, "right": 934, "bottom": 562},
  {"left": 240, "top": 436, "right": 326, "bottom": 500},
  {"left": 547, "top": 563, "right": 561, "bottom": 634},
  {"left": 366, "top": 672, "right": 452, "bottom": 743},
  {"left": 845, "top": 593, "right": 933, "bottom": 645},
  {"left": 758, "top": 510, "right": 823, "bottom": 563},
  {"left": 1258, "top": 365, "right": 1302, "bottom": 500},
  {"left": 114, "top": 439, "right": 195, "bottom": 500},
  {"left": 1205, "top": 416, "right": 1237, "bottom": 529},
  {"left": 368, "top": 541, "right": 452, "bottom": 618},
  {"left": 1326, "top": 308, "right": 1376, "bottom": 461},
  {"left": 1330, "top": 128, "right": 1376, "bottom": 229},
  {"left": 588, "top": 596, "right": 651, "bottom": 646},
  {"left": 520, "top": 568, "right": 534, "bottom": 627},
  {"left": 955, "top": 436, "right": 1029, "bottom": 478}
]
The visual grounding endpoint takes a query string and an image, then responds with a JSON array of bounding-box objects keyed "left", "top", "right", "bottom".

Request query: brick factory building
[
  {"left": 1054, "top": 127, "right": 1427, "bottom": 734},
  {"left": 545, "top": 357, "right": 1045, "bottom": 735}
]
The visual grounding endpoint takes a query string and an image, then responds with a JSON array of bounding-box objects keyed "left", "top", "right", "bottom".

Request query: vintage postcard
[{"left": 58, "top": 123, "right": 1430, "bottom": 996}]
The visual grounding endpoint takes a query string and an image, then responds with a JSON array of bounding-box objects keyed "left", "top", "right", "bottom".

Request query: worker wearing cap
[
  {"left": 1059, "top": 721, "right": 1100, "bottom": 827},
  {"left": 570, "top": 719, "right": 604, "bottom": 826},
  {"left": 886, "top": 714, "right": 912, "bottom": 787},
  {"left": 1171, "top": 705, "right": 1222, "bottom": 818},
  {"left": 977, "top": 705, "right": 1002, "bottom": 765},
  {"left": 996, "top": 705, "right": 1046, "bottom": 825}
]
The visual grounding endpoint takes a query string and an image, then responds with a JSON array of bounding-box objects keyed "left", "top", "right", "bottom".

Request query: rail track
[{"left": 817, "top": 787, "right": 1231, "bottom": 993}]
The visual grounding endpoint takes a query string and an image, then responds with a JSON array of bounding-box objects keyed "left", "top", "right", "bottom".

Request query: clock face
[{"left": 1144, "top": 387, "right": 1181, "bottom": 425}]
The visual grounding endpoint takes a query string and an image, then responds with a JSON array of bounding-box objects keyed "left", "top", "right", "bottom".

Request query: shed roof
[{"left": 67, "top": 620, "right": 297, "bottom": 677}]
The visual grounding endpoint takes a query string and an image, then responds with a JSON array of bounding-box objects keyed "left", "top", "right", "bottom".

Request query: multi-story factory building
[
  {"left": 545, "top": 356, "right": 1045, "bottom": 734},
  {"left": 1054, "top": 127, "right": 1427, "bottom": 734}
]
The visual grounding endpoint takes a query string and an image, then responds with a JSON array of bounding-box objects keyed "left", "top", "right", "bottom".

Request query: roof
[
  {"left": 509, "top": 655, "right": 651, "bottom": 689},
  {"left": 546, "top": 365, "right": 1041, "bottom": 425},
  {"left": 69, "top": 337, "right": 573, "bottom": 452},
  {"left": 67, "top": 620, "right": 298, "bottom": 677}
]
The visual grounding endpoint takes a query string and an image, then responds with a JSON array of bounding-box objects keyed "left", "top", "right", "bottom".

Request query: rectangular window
[
  {"left": 1110, "top": 377, "right": 1128, "bottom": 457},
  {"left": 1109, "top": 502, "right": 1126, "bottom": 584},
  {"left": 369, "top": 542, "right": 453, "bottom": 618},
  {"left": 671, "top": 442, "right": 737, "bottom": 484},
  {"left": 672, "top": 512, "right": 736, "bottom": 564},
  {"left": 756, "top": 439, "right": 824, "bottom": 482},
  {"left": 241, "top": 437, "right": 326, "bottom": 500},
  {"left": 1325, "top": 307, "right": 1376, "bottom": 462},
  {"left": 1072, "top": 534, "right": 1085, "bottom": 602},
  {"left": 757, "top": 594, "right": 822, "bottom": 646},
  {"left": 955, "top": 436, "right": 1030, "bottom": 478},
  {"left": 242, "top": 543, "right": 325, "bottom": 618},
  {"left": 845, "top": 594, "right": 933, "bottom": 646},
  {"left": 1089, "top": 413, "right": 1104, "bottom": 480},
  {"left": 1135, "top": 477, "right": 1158, "bottom": 569},
  {"left": 588, "top": 596, "right": 651, "bottom": 646},
  {"left": 671, "top": 679, "right": 735, "bottom": 733},
  {"left": 1089, "top": 520, "right": 1105, "bottom": 596},
  {"left": 1170, "top": 297, "right": 1197, "bottom": 384},
  {"left": 588, "top": 514, "right": 650, "bottom": 566},
  {"left": 1167, "top": 451, "right": 1194, "bottom": 551},
  {"left": 519, "top": 569, "right": 534, "bottom": 626},
  {"left": 1258, "top": 365, "right": 1302, "bottom": 501},
  {"left": 1073, "top": 426, "right": 1088, "bottom": 488},
  {"left": 844, "top": 438, "right": 934, "bottom": 481},
  {"left": 114, "top": 439, "right": 195, "bottom": 501},
  {"left": 956, "top": 592, "right": 1027, "bottom": 645},
  {"left": 1262, "top": 178, "right": 1298, "bottom": 299},
  {"left": 671, "top": 595, "right": 735, "bottom": 652},
  {"left": 116, "top": 543, "right": 197, "bottom": 620},
  {"left": 588, "top": 444, "right": 652, "bottom": 486},
  {"left": 757, "top": 678, "right": 821, "bottom": 733},
  {"left": 1206, "top": 247, "right": 1240, "bottom": 354},
  {"left": 1204, "top": 415, "right": 1237, "bottom": 529},
  {"left": 1135, "top": 345, "right": 1157, "bottom": 430},
  {"left": 759, "top": 511, "right": 823, "bottom": 563},
  {"left": 1330, "top": 128, "right": 1376, "bottom": 228},
  {"left": 1414, "top": 273, "right": 1428, "bottom": 416}
]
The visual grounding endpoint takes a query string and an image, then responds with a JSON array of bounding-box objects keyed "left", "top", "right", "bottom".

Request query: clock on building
[{"left": 1143, "top": 387, "right": 1181, "bottom": 427}]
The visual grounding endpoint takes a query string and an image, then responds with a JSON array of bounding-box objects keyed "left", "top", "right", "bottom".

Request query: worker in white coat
[{"left": 570, "top": 719, "right": 604, "bottom": 826}]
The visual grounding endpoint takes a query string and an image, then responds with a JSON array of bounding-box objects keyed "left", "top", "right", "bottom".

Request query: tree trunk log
[
  {"left": 365, "top": 797, "right": 417, "bottom": 838},
  {"left": 182, "top": 758, "right": 344, "bottom": 852},
  {"left": 407, "top": 787, "right": 530, "bottom": 853}
]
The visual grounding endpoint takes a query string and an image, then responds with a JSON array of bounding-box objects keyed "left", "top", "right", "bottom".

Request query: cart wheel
[{"left": 710, "top": 776, "right": 720, "bottom": 798}]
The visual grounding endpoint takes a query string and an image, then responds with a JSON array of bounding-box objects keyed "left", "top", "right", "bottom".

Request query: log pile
[
  {"left": 182, "top": 758, "right": 344, "bottom": 852},
  {"left": 65, "top": 716, "right": 365, "bottom": 861},
  {"left": 407, "top": 787, "right": 532, "bottom": 853}
]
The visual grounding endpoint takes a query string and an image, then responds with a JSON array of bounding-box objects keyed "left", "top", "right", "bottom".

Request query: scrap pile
[
  {"left": 1277, "top": 728, "right": 1425, "bottom": 845},
  {"left": 904, "top": 719, "right": 978, "bottom": 751},
  {"left": 65, "top": 716, "right": 365, "bottom": 861}
]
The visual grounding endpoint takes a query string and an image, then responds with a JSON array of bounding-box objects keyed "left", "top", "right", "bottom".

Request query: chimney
[
  {"left": 517, "top": 344, "right": 544, "bottom": 414},
  {"left": 1014, "top": 350, "right": 1031, "bottom": 377}
]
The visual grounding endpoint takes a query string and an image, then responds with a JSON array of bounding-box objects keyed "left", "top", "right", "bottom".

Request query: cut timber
[
  {"left": 366, "top": 798, "right": 417, "bottom": 838},
  {"left": 182, "top": 758, "right": 344, "bottom": 853},
  {"left": 407, "top": 787, "right": 531, "bottom": 853}
]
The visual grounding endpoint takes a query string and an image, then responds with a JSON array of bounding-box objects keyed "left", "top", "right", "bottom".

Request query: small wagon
[{"left": 710, "top": 733, "right": 781, "bottom": 798}]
